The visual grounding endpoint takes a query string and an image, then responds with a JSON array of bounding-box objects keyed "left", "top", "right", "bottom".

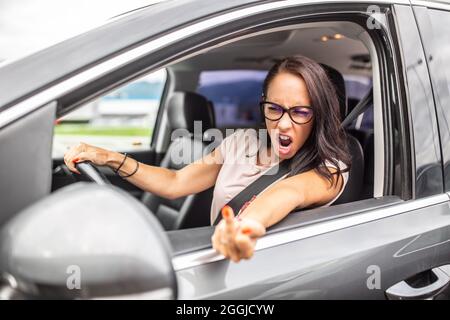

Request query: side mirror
[{"left": 0, "top": 183, "right": 177, "bottom": 299}]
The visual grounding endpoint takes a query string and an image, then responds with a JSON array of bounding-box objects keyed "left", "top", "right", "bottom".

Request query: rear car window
[{"left": 197, "top": 70, "right": 267, "bottom": 128}]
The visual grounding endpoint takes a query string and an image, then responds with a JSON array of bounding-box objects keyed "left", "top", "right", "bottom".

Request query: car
[{"left": 1, "top": 0, "right": 450, "bottom": 300}]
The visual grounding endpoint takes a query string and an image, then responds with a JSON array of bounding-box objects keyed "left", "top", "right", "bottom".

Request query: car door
[{"left": 168, "top": 2, "right": 450, "bottom": 300}]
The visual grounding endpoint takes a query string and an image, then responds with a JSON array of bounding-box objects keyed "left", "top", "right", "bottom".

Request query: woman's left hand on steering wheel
[
  {"left": 64, "top": 142, "right": 112, "bottom": 174},
  {"left": 211, "top": 206, "right": 266, "bottom": 262}
]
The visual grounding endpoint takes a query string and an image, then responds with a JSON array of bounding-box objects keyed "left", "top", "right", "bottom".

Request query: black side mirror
[{"left": 0, "top": 183, "right": 177, "bottom": 299}]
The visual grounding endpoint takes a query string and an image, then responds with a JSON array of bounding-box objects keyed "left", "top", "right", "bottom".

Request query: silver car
[{"left": 1, "top": 0, "right": 450, "bottom": 300}]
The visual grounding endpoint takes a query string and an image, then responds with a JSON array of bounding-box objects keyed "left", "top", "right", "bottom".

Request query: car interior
[{"left": 49, "top": 21, "right": 379, "bottom": 233}]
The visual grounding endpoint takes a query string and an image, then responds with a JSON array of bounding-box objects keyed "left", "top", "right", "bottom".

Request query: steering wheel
[{"left": 74, "top": 161, "right": 111, "bottom": 185}]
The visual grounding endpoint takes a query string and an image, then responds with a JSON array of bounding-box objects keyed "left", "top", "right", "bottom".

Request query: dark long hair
[{"left": 261, "top": 55, "right": 351, "bottom": 187}]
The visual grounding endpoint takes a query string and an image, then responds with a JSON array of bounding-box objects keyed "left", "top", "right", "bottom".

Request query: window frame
[{"left": 161, "top": 6, "right": 408, "bottom": 260}]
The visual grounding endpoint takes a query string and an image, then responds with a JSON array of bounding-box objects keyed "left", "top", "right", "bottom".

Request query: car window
[
  {"left": 415, "top": 8, "right": 450, "bottom": 191},
  {"left": 52, "top": 69, "right": 166, "bottom": 158},
  {"left": 196, "top": 70, "right": 266, "bottom": 128},
  {"left": 426, "top": 9, "right": 450, "bottom": 98}
]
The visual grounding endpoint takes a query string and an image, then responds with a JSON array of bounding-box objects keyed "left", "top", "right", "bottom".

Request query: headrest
[
  {"left": 167, "top": 91, "right": 215, "bottom": 133},
  {"left": 320, "top": 64, "right": 347, "bottom": 121}
]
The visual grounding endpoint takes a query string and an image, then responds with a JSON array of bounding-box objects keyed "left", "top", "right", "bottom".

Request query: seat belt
[
  {"left": 213, "top": 159, "right": 291, "bottom": 226},
  {"left": 341, "top": 87, "right": 373, "bottom": 128}
]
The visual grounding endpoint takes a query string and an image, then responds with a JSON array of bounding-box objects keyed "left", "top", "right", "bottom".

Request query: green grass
[{"left": 54, "top": 124, "right": 152, "bottom": 137}]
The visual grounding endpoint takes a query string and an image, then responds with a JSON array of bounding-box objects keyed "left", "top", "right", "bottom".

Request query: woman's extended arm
[
  {"left": 64, "top": 142, "right": 222, "bottom": 200},
  {"left": 239, "top": 166, "right": 344, "bottom": 227},
  {"left": 212, "top": 167, "right": 344, "bottom": 262}
]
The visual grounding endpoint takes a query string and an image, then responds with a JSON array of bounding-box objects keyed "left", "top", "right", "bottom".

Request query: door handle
[{"left": 386, "top": 266, "right": 450, "bottom": 300}]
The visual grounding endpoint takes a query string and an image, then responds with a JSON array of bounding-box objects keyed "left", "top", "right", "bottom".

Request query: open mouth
[{"left": 279, "top": 134, "right": 292, "bottom": 147}]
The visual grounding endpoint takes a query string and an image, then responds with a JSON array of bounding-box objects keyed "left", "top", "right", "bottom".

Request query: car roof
[
  {"left": 0, "top": 0, "right": 265, "bottom": 111},
  {"left": 172, "top": 22, "right": 371, "bottom": 77}
]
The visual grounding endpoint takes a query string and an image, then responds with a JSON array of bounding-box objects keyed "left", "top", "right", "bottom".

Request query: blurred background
[{"left": 0, "top": 0, "right": 165, "bottom": 63}]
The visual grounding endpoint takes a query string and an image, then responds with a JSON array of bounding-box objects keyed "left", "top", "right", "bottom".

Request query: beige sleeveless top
[{"left": 210, "top": 129, "right": 349, "bottom": 225}]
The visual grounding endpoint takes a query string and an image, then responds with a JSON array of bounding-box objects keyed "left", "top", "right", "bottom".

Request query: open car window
[
  {"left": 158, "top": 16, "right": 399, "bottom": 253},
  {"left": 52, "top": 69, "right": 167, "bottom": 158}
]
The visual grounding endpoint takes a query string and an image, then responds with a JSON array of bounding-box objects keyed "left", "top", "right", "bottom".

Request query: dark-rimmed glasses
[{"left": 260, "top": 101, "right": 314, "bottom": 125}]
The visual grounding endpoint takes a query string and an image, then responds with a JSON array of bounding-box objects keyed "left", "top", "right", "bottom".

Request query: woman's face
[{"left": 265, "top": 72, "right": 314, "bottom": 160}]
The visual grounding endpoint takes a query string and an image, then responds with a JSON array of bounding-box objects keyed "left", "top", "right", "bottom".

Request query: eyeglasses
[{"left": 260, "top": 101, "right": 314, "bottom": 125}]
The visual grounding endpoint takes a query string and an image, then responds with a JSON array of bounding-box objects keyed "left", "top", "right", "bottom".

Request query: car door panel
[
  {"left": 175, "top": 195, "right": 450, "bottom": 299},
  {"left": 168, "top": 197, "right": 404, "bottom": 256}
]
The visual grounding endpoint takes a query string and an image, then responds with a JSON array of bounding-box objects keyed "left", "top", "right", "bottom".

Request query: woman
[{"left": 64, "top": 55, "right": 351, "bottom": 262}]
